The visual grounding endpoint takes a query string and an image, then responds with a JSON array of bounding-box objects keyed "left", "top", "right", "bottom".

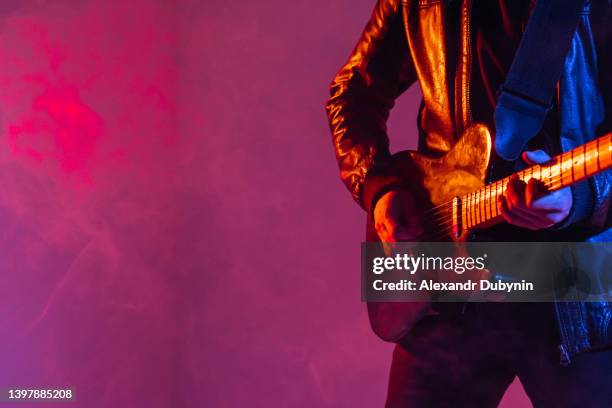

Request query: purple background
[{"left": 0, "top": 0, "right": 531, "bottom": 406}]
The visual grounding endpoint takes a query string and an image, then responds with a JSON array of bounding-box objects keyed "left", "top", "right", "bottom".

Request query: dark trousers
[{"left": 386, "top": 303, "right": 612, "bottom": 408}]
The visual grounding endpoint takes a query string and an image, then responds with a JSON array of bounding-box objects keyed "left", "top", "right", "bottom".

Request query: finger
[
  {"left": 522, "top": 150, "right": 551, "bottom": 165},
  {"left": 525, "top": 178, "right": 549, "bottom": 207},
  {"left": 505, "top": 176, "right": 527, "bottom": 211},
  {"left": 525, "top": 178, "right": 557, "bottom": 209},
  {"left": 504, "top": 178, "right": 561, "bottom": 223},
  {"left": 505, "top": 178, "right": 557, "bottom": 221},
  {"left": 508, "top": 206, "right": 553, "bottom": 228},
  {"left": 499, "top": 195, "right": 526, "bottom": 227},
  {"left": 506, "top": 201, "right": 550, "bottom": 223},
  {"left": 506, "top": 196, "right": 548, "bottom": 218},
  {"left": 530, "top": 194, "right": 570, "bottom": 213},
  {"left": 528, "top": 186, "right": 572, "bottom": 214},
  {"left": 498, "top": 196, "right": 554, "bottom": 229},
  {"left": 500, "top": 208, "right": 550, "bottom": 229},
  {"left": 502, "top": 196, "right": 567, "bottom": 226},
  {"left": 525, "top": 202, "right": 570, "bottom": 225},
  {"left": 499, "top": 196, "right": 530, "bottom": 228}
]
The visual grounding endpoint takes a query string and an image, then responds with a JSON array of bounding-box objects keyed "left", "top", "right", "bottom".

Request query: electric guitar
[{"left": 365, "top": 124, "right": 612, "bottom": 342}]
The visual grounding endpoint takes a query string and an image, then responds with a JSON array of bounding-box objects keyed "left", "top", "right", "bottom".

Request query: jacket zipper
[
  {"left": 464, "top": 0, "right": 473, "bottom": 127},
  {"left": 455, "top": 0, "right": 473, "bottom": 134},
  {"left": 554, "top": 302, "right": 572, "bottom": 366}
]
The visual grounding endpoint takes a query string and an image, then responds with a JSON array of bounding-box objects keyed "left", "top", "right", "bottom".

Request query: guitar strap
[{"left": 493, "top": 0, "right": 586, "bottom": 161}]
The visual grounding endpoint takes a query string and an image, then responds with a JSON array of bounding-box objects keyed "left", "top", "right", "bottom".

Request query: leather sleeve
[{"left": 325, "top": 0, "right": 417, "bottom": 215}]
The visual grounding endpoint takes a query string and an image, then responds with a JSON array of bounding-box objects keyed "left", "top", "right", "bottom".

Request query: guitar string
[
  {"left": 424, "top": 173, "right": 592, "bottom": 238},
  {"left": 416, "top": 173, "right": 598, "bottom": 239},
  {"left": 389, "top": 157, "right": 611, "bottom": 240},
  {"left": 429, "top": 168, "right": 597, "bottom": 222},
  {"left": 405, "top": 137, "right": 610, "bottom": 236},
  {"left": 429, "top": 137, "right": 611, "bottom": 217},
  {"left": 421, "top": 172, "right": 583, "bottom": 238}
]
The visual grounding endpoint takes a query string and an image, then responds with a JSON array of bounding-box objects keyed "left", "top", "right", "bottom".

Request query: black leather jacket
[{"left": 326, "top": 0, "right": 611, "bottom": 362}]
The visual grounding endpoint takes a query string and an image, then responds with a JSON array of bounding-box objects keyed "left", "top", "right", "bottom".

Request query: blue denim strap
[{"left": 494, "top": 0, "right": 586, "bottom": 160}]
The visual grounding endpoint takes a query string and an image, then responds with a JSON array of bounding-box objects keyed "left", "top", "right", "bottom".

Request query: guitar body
[
  {"left": 363, "top": 123, "right": 611, "bottom": 341},
  {"left": 365, "top": 124, "right": 492, "bottom": 342}
]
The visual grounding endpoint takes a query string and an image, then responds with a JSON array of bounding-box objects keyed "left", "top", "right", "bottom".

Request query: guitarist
[{"left": 326, "top": 0, "right": 611, "bottom": 406}]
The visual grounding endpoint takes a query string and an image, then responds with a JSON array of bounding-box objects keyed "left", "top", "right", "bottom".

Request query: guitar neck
[{"left": 458, "top": 132, "right": 612, "bottom": 232}]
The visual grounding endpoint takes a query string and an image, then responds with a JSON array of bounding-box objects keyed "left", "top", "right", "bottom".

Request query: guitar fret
[
  {"left": 452, "top": 132, "right": 612, "bottom": 236},
  {"left": 577, "top": 144, "right": 586, "bottom": 180},
  {"left": 569, "top": 149, "right": 576, "bottom": 183},
  {"left": 473, "top": 191, "right": 478, "bottom": 226},
  {"left": 492, "top": 181, "right": 498, "bottom": 217},
  {"left": 471, "top": 192, "right": 476, "bottom": 226},
  {"left": 473, "top": 192, "right": 477, "bottom": 225},
  {"left": 461, "top": 195, "right": 467, "bottom": 230},
  {"left": 543, "top": 163, "right": 551, "bottom": 188},
  {"left": 474, "top": 191, "right": 478, "bottom": 225},
  {"left": 484, "top": 184, "right": 491, "bottom": 221},
  {"left": 487, "top": 188, "right": 491, "bottom": 219},
  {"left": 554, "top": 158, "right": 562, "bottom": 186},
  {"left": 465, "top": 195, "right": 469, "bottom": 229},
  {"left": 562, "top": 152, "right": 572, "bottom": 187},
  {"left": 482, "top": 187, "right": 487, "bottom": 221},
  {"left": 475, "top": 190, "right": 479, "bottom": 225},
  {"left": 481, "top": 188, "right": 486, "bottom": 222},
  {"left": 477, "top": 189, "right": 483, "bottom": 224},
  {"left": 469, "top": 193, "right": 473, "bottom": 228},
  {"left": 477, "top": 191, "right": 482, "bottom": 225},
  {"left": 442, "top": 133, "right": 612, "bottom": 239},
  {"left": 481, "top": 186, "right": 486, "bottom": 223},
  {"left": 608, "top": 134, "right": 612, "bottom": 167},
  {"left": 472, "top": 192, "right": 478, "bottom": 226},
  {"left": 471, "top": 192, "right": 475, "bottom": 228},
  {"left": 464, "top": 195, "right": 469, "bottom": 229},
  {"left": 498, "top": 180, "right": 503, "bottom": 214},
  {"left": 471, "top": 192, "right": 476, "bottom": 227},
  {"left": 489, "top": 183, "right": 495, "bottom": 220},
  {"left": 463, "top": 195, "right": 467, "bottom": 229},
  {"left": 555, "top": 155, "right": 563, "bottom": 188},
  {"left": 469, "top": 192, "right": 474, "bottom": 226},
  {"left": 585, "top": 139, "right": 599, "bottom": 175},
  {"left": 598, "top": 134, "right": 612, "bottom": 168},
  {"left": 596, "top": 137, "right": 601, "bottom": 171},
  {"left": 493, "top": 181, "right": 499, "bottom": 218},
  {"left": 481, "top": 189, "right": 486, "bottom": 222}
]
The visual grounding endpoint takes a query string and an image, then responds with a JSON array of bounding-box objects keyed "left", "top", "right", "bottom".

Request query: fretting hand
[{"left": 497, "top": 150, "right": 573, "bottom": 230}]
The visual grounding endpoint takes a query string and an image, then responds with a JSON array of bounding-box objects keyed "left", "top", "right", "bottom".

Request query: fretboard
[{"left": 460, "top": 132, "right": 611, "bottom": 231}]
